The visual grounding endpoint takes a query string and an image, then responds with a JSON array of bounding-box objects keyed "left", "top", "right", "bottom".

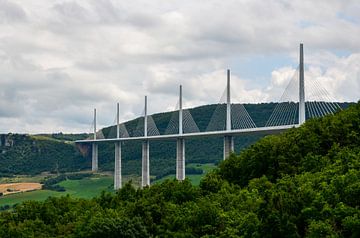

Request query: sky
[{"left": 0, "top": 0, "right": 359, "bottom": 133}]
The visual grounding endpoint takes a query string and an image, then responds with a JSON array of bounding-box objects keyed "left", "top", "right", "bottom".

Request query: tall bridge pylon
[{"left": 299, "top": 43, "right": 305, "bottom": 125}]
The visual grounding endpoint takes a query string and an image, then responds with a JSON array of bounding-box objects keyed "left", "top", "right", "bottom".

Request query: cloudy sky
[{"left": 0, "top": 0, "right": 359, "bottom": 133}]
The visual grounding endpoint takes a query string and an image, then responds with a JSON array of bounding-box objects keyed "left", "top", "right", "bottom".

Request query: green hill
[
  {"left": 0, "top": 102, "right": 353, "bottom": 179},
  {"left": 0, "top": 134, "right": 89, "bottom": 177},
  {"left": 0, "top": 102, "right": 359, "bottom": 237}
]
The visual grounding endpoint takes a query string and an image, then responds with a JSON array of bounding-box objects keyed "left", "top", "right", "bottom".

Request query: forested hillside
[
  {"left": 0, "top": 134, "right": 89, "bottom": 177},
  {"left": 0, "top": 102, "right": 359, "bottom": 237},
  {"left": 0, "top": 102, "right": 352, "bottom": 179}
]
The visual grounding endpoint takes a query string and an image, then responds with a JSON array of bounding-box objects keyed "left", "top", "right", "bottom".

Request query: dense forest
[
  {"left": 0, "top": 102, "right": 359, "bottom": 237},
  {"left": 0, "top": 134, "right": 89, "bottom": 177},
  {"left": 0, "top": 103, "right": 352, "bottom": 180}
]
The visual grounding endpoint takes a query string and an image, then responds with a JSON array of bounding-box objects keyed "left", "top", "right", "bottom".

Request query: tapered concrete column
[
  {"left": 176, "top": 138, "right": 185, "bottom": 180},
  {"left": 142, "top": 140, "right": 150, "bottom": 187},
  {"left": 92, "top": 143, "right": 98, "bottom": 171},
  {"left": 92, "top": 108, "right": 98, "bottom": 171},
  {"left": 299, "top": 43, "right": 305, "bottom": 125},
  {"left": 223, "top": 136, "right": 234, "bottom": 160},
  {"left": 114, "top": 142, "right": 121, "bottom": 189},
  {"left": 114, "top": 103, "right": 122, "bottom": 190}
]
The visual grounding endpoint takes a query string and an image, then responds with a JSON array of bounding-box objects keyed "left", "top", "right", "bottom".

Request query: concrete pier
[
  {"left": 142, "top": 140, "right": 150, "bottom": 187},
  {"left": 223, "top": 135, "right": 234, "bottom": 160},
  {"left": 91, "top": 143, "right": 98, "bottom": 171},
  {"left": 114, "top": 141, "right": 121, "bottom": 189},
  {"left": 176, "top": 138, "right": 185, "bottom": 180}
]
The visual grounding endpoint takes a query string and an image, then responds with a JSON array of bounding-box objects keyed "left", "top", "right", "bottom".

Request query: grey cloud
[
  {"left": 53, "top": 1, "right": 93, "bottom": 24},
  {"left": 0, "top": 0, "right": 27, "bottom": 23},
  {"left": 125, "top": 12, "right": 162, "bottom": 29}
]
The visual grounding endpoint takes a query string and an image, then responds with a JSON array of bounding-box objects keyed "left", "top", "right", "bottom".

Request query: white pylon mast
[
  {"left": 179, "top": 85, "right": 183, "bottom": 135},
  {"left": 226, "top": 69, "right": 231, "bottom": 131},
  {"left": 94, "top": 108, "right": 96, "bottom": 140},
  {"left": 144, "top": 96, "right": 148, "bottom": 137},
  {"left": 116, "top": 103, "right": 120, "bottom": 138}
]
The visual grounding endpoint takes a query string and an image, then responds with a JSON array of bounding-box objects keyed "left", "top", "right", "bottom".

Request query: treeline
[
  {"left": 151, "top": 166, "right": 203, "bottom": 182},
  {"left": 0, "top": 102, "right": 359, "bottom": 237},
  {"left": 42, "top": 173, "right": 93, "bottom": 192}
]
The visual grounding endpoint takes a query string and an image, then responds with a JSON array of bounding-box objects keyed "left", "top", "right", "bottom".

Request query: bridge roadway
[{"left": 75, "top": 124, "right": 298, "bottom": 143}]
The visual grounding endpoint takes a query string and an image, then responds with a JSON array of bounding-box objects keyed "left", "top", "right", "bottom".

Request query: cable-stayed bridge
[{"left": 75, "top": 44, "right": 342, "bottom": 190}]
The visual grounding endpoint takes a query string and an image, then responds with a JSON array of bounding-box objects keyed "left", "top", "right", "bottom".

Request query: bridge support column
[
  {"left": 142, "top": 140, "right": 150, "bottom": 187},
  {"left": 91, "top": 143, "right": 98, "bottom": 171},
  {"left": 223, "top": 136, "right": 234, "bottom": 160},
  {"left": 176, "top": 138, "right": 185, "bottom": 181},
  {"left": 114, "top": 142, "right": 121, "bottom": 190}
]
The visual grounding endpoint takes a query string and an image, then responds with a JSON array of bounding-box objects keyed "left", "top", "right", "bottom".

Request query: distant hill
[
  {"left": 0, "top": 102, "right": 353, "bottom": 178},
  {"left": 0, "top": 134, "right": 89, "bottom": 176}
]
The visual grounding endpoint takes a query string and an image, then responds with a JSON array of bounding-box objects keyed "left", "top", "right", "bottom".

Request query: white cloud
[{"left": 0, "top": 0, "right": 359, "bottom": 133}]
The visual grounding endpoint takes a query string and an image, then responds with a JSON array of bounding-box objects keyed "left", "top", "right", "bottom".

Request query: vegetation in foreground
[{"left": 0, "top": 102, "right": 359, "bottom": 237}]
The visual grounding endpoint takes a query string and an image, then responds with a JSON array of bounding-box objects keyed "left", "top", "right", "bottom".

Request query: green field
[
  {"left": 0, "top": 164, "right": 215, "bottom": 208},
  {"left": 154, "top": 163, "right": 216, "bottom": 185},
  {"left": 0, "top": 175, "right": 114, "bottom": 207}
]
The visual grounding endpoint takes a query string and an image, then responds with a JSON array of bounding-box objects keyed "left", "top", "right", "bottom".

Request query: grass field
[
  {"left": 0, "top": 164, "right": 215, "bottom": 208},
  {"left": 0, "top": 174, "right": 113, "bottom": 207},
  {"left": 154, "top": 163, "right": 216, "bottom": 185}
]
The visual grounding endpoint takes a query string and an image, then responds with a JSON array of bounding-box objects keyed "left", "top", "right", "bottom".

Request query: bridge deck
[{"left": 75, "top": 124, "right": 298, "bottom": 143}]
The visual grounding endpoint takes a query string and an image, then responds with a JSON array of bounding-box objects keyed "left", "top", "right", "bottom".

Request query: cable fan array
[
  {"left": 133, "top": 111, "right": 160, "bottom": 137},
  {"left": 266, "top": 65, "right": 342, "bottom": 127},
  {"left": 88, "top": 117, "right": 106, "bottom": 140},
  {"left": 206, "top": 86, "right": 256, "bottom": 131},
  {"left": 305, "top": 75, "right": 341, "bottom": 119},
  {"left": 266, "top": 67, "right": 300, "bottom": 127},
  {"left": 105, "top": 115, "right": 130, "bottom": 139},
  {"left": 165, "top": 101, "right": 200, "bottom": 135}
]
